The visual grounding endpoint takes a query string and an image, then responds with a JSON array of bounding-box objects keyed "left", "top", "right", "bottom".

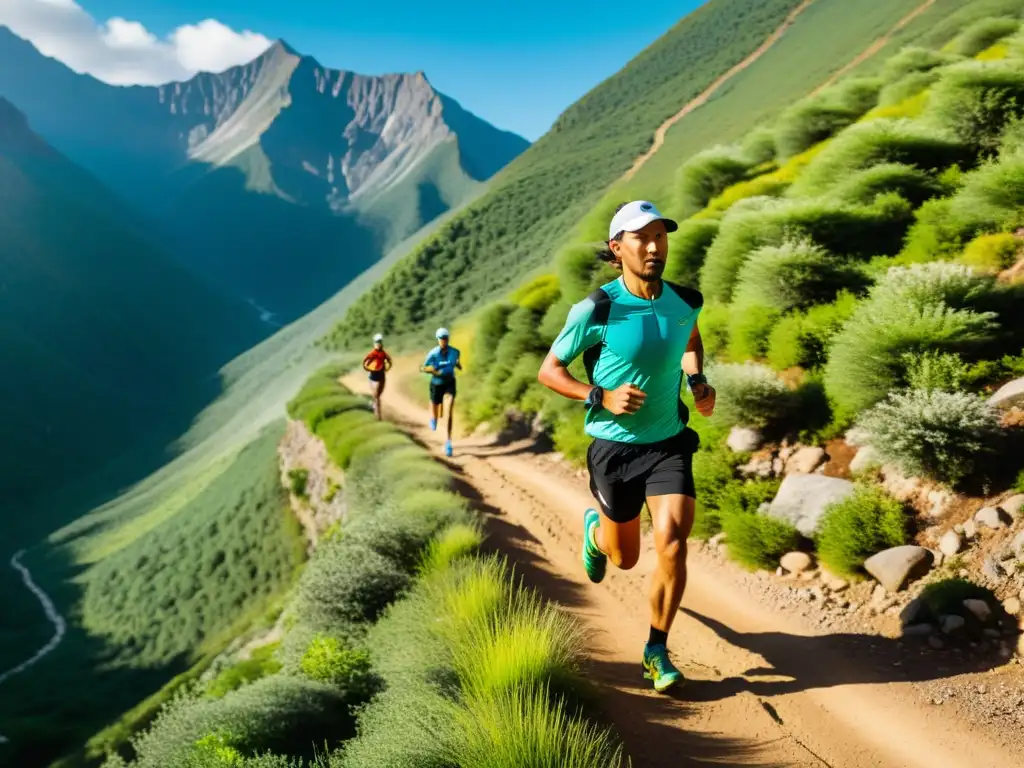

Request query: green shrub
[
  {"left": 206, "top": 645, "right": 283, "bottom": 700},
  {"left": 706, "top": 362, "right": 798, "bottom": 429},
  {"left": 691, "top": 448, "right": 743, "bottom": 539},
  {"left": 676, "top": 146, "right": 752, "bottom": 215},
  {"left": 948, "top": 17, "right": 1021, "bottom": 58},
  {"left": 510, "top": 274, "right": 561, "bottom": 312},
  {"left": 1015, "top": 469, "right": 1024, "bottom": 493},
  {"left": 721, "top": 511, "right": 800, "bottom": 571},
  {"left": 663, "top": 219, "right": 720, "bottom": 285},
  {"left": 472, "top": 303, "right": 514, "bottom": 373},
  {"left": 741, "top": 127, "right": 778, "bottom": 165},
  {"left": 961, "top": 232, "right": 1021, "bottom": 270},
  {"left": 815, "top": 485, "right": 909, "bottom": 578},
  {"left": 790, "top": 119, "right": 971, "bottom": 198},
  {"left": 927, "top": 60, "right": 1024, "bottom": 156},
  {"left": 877, "top": 71, "right": 940, "bottom": 108},
  {"left": 774, "top": 92, "right": 862, "bottom": 161},
  {"left": 766, "top": 291, "right": 859, "bottom": 371},
  {"left": 700, "top": 195, "right": 913, "bottom": 302},
  {"left": 881, "top": 47, "right": 959, "bottom": 83},
  {"left": 857, "top": 389, "right": 1003, "bottom": 486},
  {"left": 732, "top": 239, "right": 871, "bottom": 312},
  {"left": 727, "top": 302, "right": 780, "bottom": 361},
  {"left": 697, "top": 303, "right": 731, "bottom": 359},
  {"left": 125, "top": 676, "right": 352, "bottom": 767},
  {"left": 902, "top": 349, "right": 971, "bottom": 391},
  {"left": 420, "top": 522, "right": 485, "bottom": 575},
  {"left": 828, "top": 162, "right": 950, "bottom": 208},
  {"left": 449, "top": 685, "right": 624, "bottom": 767},
  {"left": 299, "top": 635, "right": 378, "bottom": 700},
  {"left": 824, "top": 263, "right": 1001, "bottom": 416}
]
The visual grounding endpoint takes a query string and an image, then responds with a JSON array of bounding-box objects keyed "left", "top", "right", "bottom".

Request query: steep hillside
[
  {"left": 0, "top": 29, "right": 529, "bottom": 322},
  {"left": 325, "top": 0, "right": 822, "bottom": 347},
  {"left": 0, "top": 97, "right": 267, "bottom": 544}
]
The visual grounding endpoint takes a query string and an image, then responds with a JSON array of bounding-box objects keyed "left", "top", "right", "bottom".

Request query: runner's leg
[
  {"left": 646, "top": 493, "right": 695, "bottom": 636},
  {"left": 377, "top": 376, "right": 386, "bottom": 420}
]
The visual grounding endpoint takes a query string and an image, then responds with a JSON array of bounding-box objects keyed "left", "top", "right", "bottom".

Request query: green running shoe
[
  {"left": 582, "top": 508, "right": 607, "bottom": 583},
  {"left": 642, "top": 643, "right": 685, "bottom": 693}
]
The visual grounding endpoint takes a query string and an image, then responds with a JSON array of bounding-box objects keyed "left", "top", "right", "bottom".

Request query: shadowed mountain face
[
  {"left": 0, "top": 29, "right": 530, "bottom": 322},
  {"left": 0, "top": 98, "right": 268, "bottom": 530}
]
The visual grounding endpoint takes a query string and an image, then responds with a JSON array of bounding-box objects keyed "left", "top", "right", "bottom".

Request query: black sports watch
[
  {"left": 585, "top": 386, "right": 604, "bottom": 412},
  {"left": 687, "top": 373, "right": 708, "bottom": 390}
]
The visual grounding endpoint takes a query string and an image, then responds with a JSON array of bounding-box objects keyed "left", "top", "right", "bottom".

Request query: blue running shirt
[
  {"left": 423, "top": 345, "right": 461, "bottom": 384},
  {"left": 550, "top": 276, "right": 704, "bottom": 444}
]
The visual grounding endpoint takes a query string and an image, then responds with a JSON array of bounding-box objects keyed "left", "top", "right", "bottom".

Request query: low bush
[
  {"left": 877, "top": 73, "right": 939, "bottom": 110},
  {"left": 766, "top": 291, "right": 859, "bottom": 371},
  {"left": 732, "top": 239, "right": 870, "bottom": 313},
  {"left": 741, "top": 127, "right": 778, "bottom": 165},
  {"left": 789, "top": 119, "right": 971, "bottom": 198},
  {"left": 828, "top": 162, "right": 949, "bottom": 207},
  {"left": 881, "top": 46, "right": 959, "bottom": 83},
  {"left": 706, "top": 362, "right": 798, "bottom": 430},
  {"left": 299, "top": 636, "right": 378, "bottom": 701},
  {"left": 676, "top": 146, "right": 753, "bottom": 216},
  {"left": 774, "top": 79, "right": 883, "bottom": 160},
  {"left": 824, "top": 263, "right": 1001, "bottom": 416},
  {"left": 691, "top": 447, "right": 744, "bottom": 539},
  {"left": 947, "top": 17, "right": 1021, "bottom": 58},
  {"left": 856, "top": 389, "right": 1003, "bottom": 486},
  {"left": 926, "top": 60, "right": 1024, "bottom": 156},
  {"left": 902, "top": 349, "right": 972, "bottom": 391},
  {"left": 663, "top": 219, "right": 721, "bottom": 285},
  {"left": 287, "top": 469, "right": 309, "bottom": 500},
  {"left": 919, "top": 577, "right": 996, "bottom": 617},
  {"left": 206, "top": 645, "right": 283, "bottom": 700},
  {"left": 961, "top": 231, "right": 1021, "bottom": 270},
  {"left": 722, "top": 511, "right": 800, "bottom": 571},
  {"left": 727, "top": 301, "right": 780, "bottom": 362},
  {"left": 420, "top": 522, "right": 485, "bottom": 575},
  {"left": 815, "top": 486, "right": 909, "bottom": 578}
]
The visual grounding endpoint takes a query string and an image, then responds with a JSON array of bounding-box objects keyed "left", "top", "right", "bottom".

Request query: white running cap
[
  {"left": 435, "top": 327, "right": 450, "bottom": 339},
  {"left": 373, "top": 333, "right": 384, "bottom": 342},
  {"left": 608, "top": 200, "right": 678, "bottom": 241}
]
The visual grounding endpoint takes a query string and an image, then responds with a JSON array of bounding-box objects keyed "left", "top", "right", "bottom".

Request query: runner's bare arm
[{"left": 537, "top": 352, "right": 645, "bottom": 415}]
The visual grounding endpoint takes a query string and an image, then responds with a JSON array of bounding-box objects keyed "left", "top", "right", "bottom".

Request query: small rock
[
  {"left": 879, "top": 465, "right": 924, "bottom": 501},
  {"left": 845, "top": 427, "right": 870, "bottom": 447},
  {"left": 1004, "top": 597, "right": 1021, "bottom": 616},
  {"left": 989, "top": 376, "right": 1024, "bottom": 408},
  {"left": 821, "top": 570, "right": 849, "bottom": 592},
  {"left": 772, "top": 457, "right": 785, "bottom": 475},
  {"left": 864, "top": 545, "right": 934, "bottom": 593},
  {"left": 1001, "top": 494, "right": 1024, "bottom": 518},
  {"left": 785, "top": 446, "right": 827, "bottom": 475},
  {"left": 902, "top": 623, "right": 933, "bottom": 637},
  {"left": 964, "top": 598, "right": 993, "bottom": 623},
  {"left": 727, "top": 426, "right": 764, "bottom": 453},
  {"left": 798, "top": 570, "right": 817, "bottom": 581},
  {"left": 984, "top": 628, "right": 1002, "bottom": 639},
  {"left": 872, "top": 584, "right": 889, "bottom": 604},
  {"left": 1009, "top": 531, "right": 1024, "bottom": 558},
  {"left": 963, "top": 520, "right": 978, "bottom": 539},
  {"left": 780, "top": 551, "right": 814, "bottom": 574},
  {"left": 849, "top": 445, "right": 881, "bottom": 474},
  {"left": 975, "top": 506, "right": 1012, "bottom": 530},
  {"left": 900, "top": 597, "right": 929, "bottom": 627},
  {"left": 929, "top": 636, "right": 946, "bottom": 650},
  {"left": 941, "top": 615, "right": 966, "bottom": 634},
  {"left": 927, "top": 489, "right": 955, "bottom": 519},
  {"left": 939, "top": 530, "right": 963, "bottom": 557}
]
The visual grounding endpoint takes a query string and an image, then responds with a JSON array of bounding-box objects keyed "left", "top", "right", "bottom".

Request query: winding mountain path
[
  {"left": 345, "top": 370, "right": 1023, "bottom": 767},
  {"left": 621, "top": 0, "right": 816, "bottom": 183}
]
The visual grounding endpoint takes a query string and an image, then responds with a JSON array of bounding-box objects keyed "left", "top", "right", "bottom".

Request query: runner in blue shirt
[
  {"left": 537, "top": 199, "right": 716, "bottom": 694},
  {"left": 421, "top": 327, "right": 462, "bottom": 457}
]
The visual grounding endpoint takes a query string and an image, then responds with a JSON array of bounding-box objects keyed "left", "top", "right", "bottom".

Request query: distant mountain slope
[
  {"left": 0, "top": 97, "right": 266, "bottom": 535},
  {"left": 0, "top": 29, "right": 529, "bottom": 322}
]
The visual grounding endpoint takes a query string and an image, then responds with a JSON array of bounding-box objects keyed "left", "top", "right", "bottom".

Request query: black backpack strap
[
  {"left": 664, "top": 281, "right": 704, "bottom": 309},
  {"left": 582, "top": 288, "right": 611, "bottom": 385}
]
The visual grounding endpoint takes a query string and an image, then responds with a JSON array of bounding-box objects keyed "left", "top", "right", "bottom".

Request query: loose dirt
[{"left": 344, "top": 371, "right": 1024, "bottom": 767}]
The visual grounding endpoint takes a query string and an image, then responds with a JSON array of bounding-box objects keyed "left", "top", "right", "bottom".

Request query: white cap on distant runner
[
  {"left": 608, "top": 200, "right": 678, "bottom": 241},
  {"left": 435, "top": 327, "right": 450, "bottom": 339},
  {"left": 373, "top": 333, "right": 384, "bottom": 342}
]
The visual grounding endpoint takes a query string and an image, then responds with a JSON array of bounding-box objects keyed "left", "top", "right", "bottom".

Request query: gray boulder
[
  {"left": 1000, "top": 494, "right": 1024, "bottom": 518},
  {"left": 849, "top": 446, "right": 881, "bottom": 474},
  {"left": 963, "top": 598, "right": 993, "bottom": 623},
  {"left": 764, "top": 474, "right": 856, "bottom": 537},
  {"left": 975, "top": 506, "right": 1012, "bottom": 530},
  {"left": 988, "top": 376, "right": 1024, "bottom": 408},
  {"left": 780, "top": 551, "right": 813, "bottom": 574},
  {"left": 864, "top": 545, "right": 934, "bottom": 593},
  {"left": 785, "top": 446, "right": 827, "bottom": 475},
  {"left": 939, "top": 530, "right": 963, "bottom": 557}
]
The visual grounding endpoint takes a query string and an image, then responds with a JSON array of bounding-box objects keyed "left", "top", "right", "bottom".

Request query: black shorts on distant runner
[
  {"left": 586, "top": 428, "right": 699, "bottom": 524},
  {"left": 368, "top": 369, "right": 385, "bottom": 383},
  {"left": 429, "top": 378, "right": 457, "bottom": 405}
]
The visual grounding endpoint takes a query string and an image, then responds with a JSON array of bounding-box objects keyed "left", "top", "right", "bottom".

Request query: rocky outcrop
[
  {"left": 278, "top": 419, "right": 346, "bottom": 551},
  {"left": 764, "top": 474, "right": 856, "bottom": 537}
]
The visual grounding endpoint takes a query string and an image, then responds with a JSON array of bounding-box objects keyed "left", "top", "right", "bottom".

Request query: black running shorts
[
  {"left": 429, "top": 378, "right": 457, "bottom": 405},
  {"left": 586, "top": 428, "right": 699, "bottom": 524}
]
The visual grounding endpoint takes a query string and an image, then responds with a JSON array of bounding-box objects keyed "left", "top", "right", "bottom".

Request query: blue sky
[{"left": 79, "top": 0, "right": 706, "bottom": 140}]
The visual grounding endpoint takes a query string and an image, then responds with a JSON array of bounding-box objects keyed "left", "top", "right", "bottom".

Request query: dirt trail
[
  {"left": 345, "top": 371, "right": 1022, "bottom": 767},
  {"left": 810, "top": 0, "right": 937, "bottom": 97},
  {"left": 621, "top": 0, "right": 816, "bottom": 183}
]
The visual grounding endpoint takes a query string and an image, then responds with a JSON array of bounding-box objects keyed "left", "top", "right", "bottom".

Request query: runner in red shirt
[{"left": 362, "top": 333, "right": 393, "bottom": 420}]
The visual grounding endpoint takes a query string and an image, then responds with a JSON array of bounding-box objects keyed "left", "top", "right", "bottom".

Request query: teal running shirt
[
  {"left": 550, "top": 276, "right": 704, "bottom": 445},
  {"left": 423, "top": 345, "right": 461, "bottom": 385}
]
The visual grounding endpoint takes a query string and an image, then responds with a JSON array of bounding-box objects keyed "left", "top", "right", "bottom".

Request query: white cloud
[{"left": 0, "top": 0, "right": 273, "bottom": 85}]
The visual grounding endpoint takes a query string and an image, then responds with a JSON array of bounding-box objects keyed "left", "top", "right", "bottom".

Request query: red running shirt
[{"left": 364, "top": 348, "right": 391, "bottom": 372}]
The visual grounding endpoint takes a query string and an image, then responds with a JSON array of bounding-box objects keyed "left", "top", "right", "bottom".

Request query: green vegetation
[{"left": 815, "top": 487, "right": 910, "bottom": 578}]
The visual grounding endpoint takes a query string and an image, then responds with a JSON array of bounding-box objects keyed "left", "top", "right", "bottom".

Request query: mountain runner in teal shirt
[
  {"left": 537, "top": 200, "right": 716, "bottom": 693},
  {"left": 421, "top": 327, "right": 462, "bottom": 457}
]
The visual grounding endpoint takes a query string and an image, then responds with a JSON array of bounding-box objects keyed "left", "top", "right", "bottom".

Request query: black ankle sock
[{"left": 648, "top": 627, "right": 668, "bottom": 647}]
